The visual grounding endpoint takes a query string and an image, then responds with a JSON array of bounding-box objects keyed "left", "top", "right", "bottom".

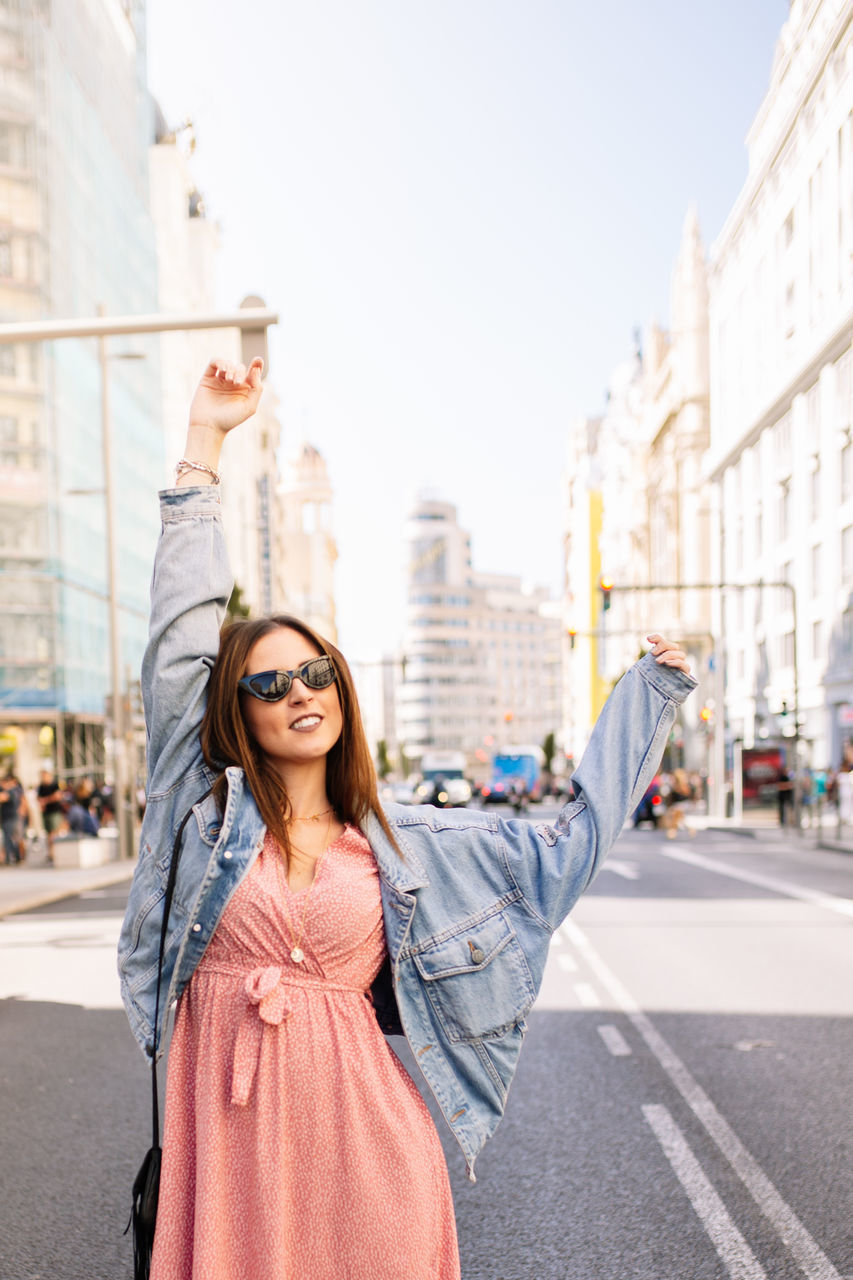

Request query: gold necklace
[
  {"left": 286, "top": 805, "right": 333, "bottom": 825},
  {"left": 275, "top": 811, "right": 333, "bottom": 964}
]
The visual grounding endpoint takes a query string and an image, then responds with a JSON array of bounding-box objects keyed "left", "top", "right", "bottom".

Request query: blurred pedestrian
[
  {"left": 661, "top": 767, "right": 693, "bottom": 838},
  {"left": 0, "top": 771, "right": 26, "bottom": 864},
  {"left": 777, "top": 769, "right": 794, "bottom": 827},
  {"left": 68, "top": 780, "right": 99, "bottom": 836},
  {"left": 37, "top": 768, "right": 66, "bottom": 858},
  {"left": 117, "top": 358, "right": 697, "bottom": 1280}
]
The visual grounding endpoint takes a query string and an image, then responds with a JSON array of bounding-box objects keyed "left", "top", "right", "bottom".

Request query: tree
[
  {"left": 541, "top": 731, "right": 556, "bottom": 774},
  {"left": 376, "top": 739, "right": 391, "bottom": 780},
  {"left": 227, "top": 583, "right": 251, "bottom": 621}
]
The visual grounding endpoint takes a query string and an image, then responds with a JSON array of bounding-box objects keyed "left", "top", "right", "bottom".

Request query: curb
[{"left": 0, "top": 861, "right": 136, "bottom": 920}]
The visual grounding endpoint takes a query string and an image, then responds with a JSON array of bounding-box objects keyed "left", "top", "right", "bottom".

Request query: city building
[
  {"left": 399, "top": 497, "right": 562, "bottom": 775},
  {"left": 149, "top": 114, "right": 282, "bottom": 618},
  {"left": 275, "top": 442, "right": 337, "bottom": 640},
  {"left": 0, "top": 1, "right": 163, "bottom": 785},
  {"left": 563, "top": 209, "right": 713, "bottom": 774},
  {"left": 708, "top": 0, "right": 853, "bottom": 771}
]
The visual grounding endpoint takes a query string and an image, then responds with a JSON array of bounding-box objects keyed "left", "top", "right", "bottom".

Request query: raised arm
[
  {"left": 142, "top": 358, "right": 264, "bottom": 797},
  {"left": 502, "top": 635, "right": 697, "bottom": 929}
]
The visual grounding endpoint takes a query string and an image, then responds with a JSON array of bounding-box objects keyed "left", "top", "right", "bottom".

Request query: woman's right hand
[{"left": 188, "top": 356, "right": 265, "bottom": 437}]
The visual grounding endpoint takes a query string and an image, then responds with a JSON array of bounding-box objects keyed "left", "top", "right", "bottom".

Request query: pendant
[{"left": 290, "top": 947, "right": 305, "bottom": 964}]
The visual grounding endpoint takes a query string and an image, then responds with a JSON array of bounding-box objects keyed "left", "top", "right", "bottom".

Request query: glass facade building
[{"left": 0, "top": 0, "right": 163, "bottom": 784}]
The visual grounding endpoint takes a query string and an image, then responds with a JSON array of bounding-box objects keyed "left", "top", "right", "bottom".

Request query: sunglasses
[{"left": 238, "top": 656, "right": 337, "bottom": 702}]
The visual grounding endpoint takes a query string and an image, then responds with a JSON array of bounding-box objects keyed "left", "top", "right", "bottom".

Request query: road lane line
[
  {"left": 562, "top": 918, "right": 842, "bottom": 1280},
  {"left": 643, "top": 1104, "right": 768, "bottom": 1280},
  {"left": 573, "top": 982, "right": 600, "bottom": 1007},
  {"left": 556, "top": 952, "right": 578, "bottom": 972},
  {"left": 602, "top": 858, "right": 641, "bottom": 880},
  {"left": 659, "top": 846, "right": 853, "bottom": 920},
  {"left": 597, "top": 1024, "right": 631, "bottom": 1056}
]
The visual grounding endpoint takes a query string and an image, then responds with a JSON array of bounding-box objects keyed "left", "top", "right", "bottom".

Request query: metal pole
[
  {"left": 99, "top": 326, "right": 130, "bottom": 861},
  {"left": 0, "top": 307, "right": 278, "bottom": 344},
  {"left": 790, "top": 583, "right": 802, "bottom": 831}
]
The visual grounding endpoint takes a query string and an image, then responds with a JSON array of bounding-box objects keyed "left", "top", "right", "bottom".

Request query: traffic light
[
  {"left": 568, "top": 628, "right": 577, "bottom": 650},
  {"left": 599, "top": 576, "right": 612, "bottom": 612},
  {"left": 699, "top": 705, "right": 713, "bottom": 725}
]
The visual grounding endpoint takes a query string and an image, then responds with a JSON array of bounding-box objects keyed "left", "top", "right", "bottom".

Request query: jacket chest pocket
[{"left": 412, "top": 910, "right": 535, "bottom": 1043}]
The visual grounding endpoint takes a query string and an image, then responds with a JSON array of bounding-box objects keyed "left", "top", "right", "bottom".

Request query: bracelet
[{"left": 175, "top": 458, "right": 221, "bottom": 484}]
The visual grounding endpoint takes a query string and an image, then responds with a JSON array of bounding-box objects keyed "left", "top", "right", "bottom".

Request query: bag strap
[{"left": 149, "top": 784, "right": 215, "bottom": 1147}]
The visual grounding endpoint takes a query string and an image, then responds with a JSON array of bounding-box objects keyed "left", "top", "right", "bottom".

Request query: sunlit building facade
[
  {"left": 709, "top": 0, "right": 853, "bottom": 769},
  {"left": 275, "top": 442, "right": 337, "bottom": 641},
  {"left": 399, "top": 497, "right": 562, "bottom": 772},
  {"left": 149, "top": 115, "right": 282, "bottom": 618},
  {"left": 0, "top": 1, "right": 162, "bottom": 784},
  {"left": 563, "top": 210, "right": 712, "bottom": 772}
]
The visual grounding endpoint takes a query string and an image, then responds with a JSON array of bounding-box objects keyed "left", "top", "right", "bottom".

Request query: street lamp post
[
  {"left": 0, "top": 305, "right": 278, "bottom": 859},
  {"left": 98, "top": 323, "right": 135, "bottom": 862}
]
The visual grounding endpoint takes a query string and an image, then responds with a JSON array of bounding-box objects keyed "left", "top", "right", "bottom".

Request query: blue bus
[{"left": 480, "top": 745, "right": 544, "bottom": 803}]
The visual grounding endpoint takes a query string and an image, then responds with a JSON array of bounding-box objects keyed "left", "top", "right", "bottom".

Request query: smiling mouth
[{"left": 290, "top": 715, "right": 322, "bottom": 731}]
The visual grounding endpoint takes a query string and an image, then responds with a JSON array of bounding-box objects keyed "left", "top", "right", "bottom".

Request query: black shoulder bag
[{"left": 126, "top": 788, "right": 213, "bottom": 1280}]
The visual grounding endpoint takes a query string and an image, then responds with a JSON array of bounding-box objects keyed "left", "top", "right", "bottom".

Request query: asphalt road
[{"left": 0, "top": 817, "right": 851, "bottom": 1280}]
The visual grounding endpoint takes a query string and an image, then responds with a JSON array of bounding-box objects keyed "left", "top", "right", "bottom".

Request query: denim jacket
[{"left": 118, "top": 486, "right": 697, "bottom": 1180}]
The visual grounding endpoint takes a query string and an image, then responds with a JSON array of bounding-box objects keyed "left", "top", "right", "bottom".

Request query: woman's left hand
[{"left": 646, "top": 634, "right": 692, "bottom": 675}]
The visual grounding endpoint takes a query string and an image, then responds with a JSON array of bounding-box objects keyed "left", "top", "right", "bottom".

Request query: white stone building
[
  {"left": 562, "top": 211, "right": 713, "bottom": 771},
  {"left": 275, "top": 442, "right": 338, "bottom": 641},
  {"left": 149, "top": 114, "right": 282, "bottom": 616},
  {"left": 398, "top": 497, "right": 562, "bottom": 772},
  {"left": 708, "top": 0, "right": 853, "bottom": 770}
]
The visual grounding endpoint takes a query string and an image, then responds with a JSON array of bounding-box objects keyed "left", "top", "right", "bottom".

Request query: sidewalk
[
  {"left": 0, "top": 853, "right": 136, "bottom": 919},
  {"left": 689, "top": 809, "right": 853, "bottom": 854}
]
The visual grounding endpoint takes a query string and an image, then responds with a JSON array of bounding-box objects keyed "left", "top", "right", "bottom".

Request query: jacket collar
[
  {"left": 362, "top": 807, "right": 429, "bottom": 893},
  {"left": 220, "top": 766, "right": 265, "bottom": 849}
]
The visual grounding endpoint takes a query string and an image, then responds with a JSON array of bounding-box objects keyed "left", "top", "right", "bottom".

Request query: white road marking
[
  {"left": 562, "top": 918, "right": 842, "bottom": 1280},
  {"left": 597, "top": 1024, "right": 631, "bottom": 1056},
  {"left": 659, "top": 845, "right": 853, "bottom": 921},
  {"left": 643, "top": 1104, "right": 768, "bottom": 1280},
  {"left": 573, "top": 982, "right": 600, "bottom": 1007},
  {"left": 602, "top": 858, "right": 641, "bottom": 880},
  {"left": 0, "top": 913, "right": 124, "bottom": 1009},
  {"left": 556, "top": 952, "right": 578, "bottom": 972}
]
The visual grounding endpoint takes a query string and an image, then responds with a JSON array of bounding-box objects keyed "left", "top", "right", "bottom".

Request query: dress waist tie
[{"left": 207, "top": 962, "right": 367, "bottom": 1105}]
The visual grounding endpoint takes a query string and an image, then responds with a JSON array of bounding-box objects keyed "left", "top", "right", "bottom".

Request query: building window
[
  {"left": 837, "top": 350, "right": 852, "bottom": 427},
  {"left": 774, "top": 413, "right": 792, "bottom": 465},
  {"left": 844, "top": 442, "right": 853, "bottom": 503},
  {"left": 755, "top": 505, "right": 763, "bottom": 556},
  {"left": 0, "top": 234, "right": 11, "bottom": 277},
  {"left": 811, "top": 544, "right": 822, "bottom": 597},
  {"left": 778, "top": 483, "right": 791, "bottom": 540},
  {"left": 843, "top": 525, "right": 853, "bottom": 582},
  {"left": 806, "top": 383, "right": 820, "bottom": 434},
  {"left": 781, "top": 631, "right": 795, "bottom": 667},
  {"left": 813, "top": 620, "right": 824, "bottom": 662},
  {"left": 842, "top": 609, "right": 853, "bottom": 664},
  {"left": 0, "top": 345, "right": 14, "bottom": 377},
  {"left": 810, "top": 465, "right": 821, "bottom": 522}
]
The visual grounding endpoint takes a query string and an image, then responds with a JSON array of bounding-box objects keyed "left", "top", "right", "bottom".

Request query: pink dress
[{"left": 151, "top": 826, "right": 460, "bottom": 1280}]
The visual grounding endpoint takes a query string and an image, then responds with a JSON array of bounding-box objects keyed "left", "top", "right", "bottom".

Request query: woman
[{"left": 118, "top": 358, "right": 696, "bottom": 1280}]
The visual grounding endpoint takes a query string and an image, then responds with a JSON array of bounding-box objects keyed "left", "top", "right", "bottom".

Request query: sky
[{"left": 145, "top": 0, "right": 790, "bottom": 658}]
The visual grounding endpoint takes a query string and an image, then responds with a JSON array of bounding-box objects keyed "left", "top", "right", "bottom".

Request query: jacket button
[
  {"left": 192, "top": 923, "right": 202, "bottom": 933},
  {"left": 223, "top": 850, "right": 233, "bottom": 859},
  {"left": 470, "top": 946, "right": 485, "bottom": 965}
]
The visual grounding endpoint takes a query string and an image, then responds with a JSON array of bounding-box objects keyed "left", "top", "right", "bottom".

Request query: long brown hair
[{"left": 200, "top": 614, "right": 398, "bottom": 861}]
